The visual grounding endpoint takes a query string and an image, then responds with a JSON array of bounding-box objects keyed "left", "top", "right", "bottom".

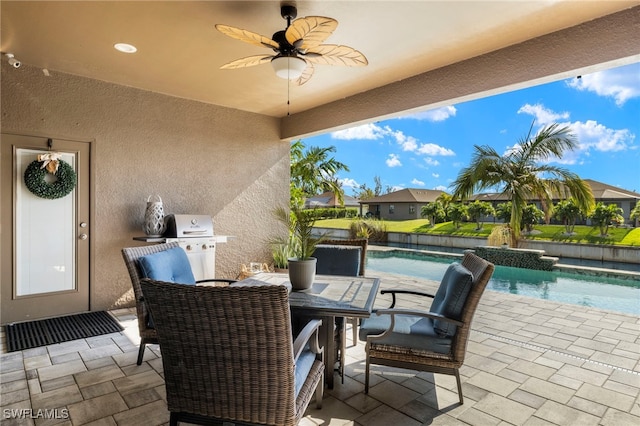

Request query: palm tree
[
  {"left": 290, "top": 140, "right": 349, "bottom": 207},
  {"left": 553, "top": 199, "right": 583, "bottom": 234},
  {"left": 630, "top": 201, "right": 640, "bottom": 226},
  {"left": 590, "top": 202, "right": 624, "bottom": 236},
  {"left": 467, "top": 200, "right": 495, "bottom": 230},
  {"left": 451, "top": 122, "right": 594, "bottom": 246}
]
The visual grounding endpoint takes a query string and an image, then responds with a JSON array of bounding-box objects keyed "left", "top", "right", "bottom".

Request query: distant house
[
  {"left": 360, "top": 179, "right": 639, "bottom": 225},
  {"left": 359, "top": 188, "right": 446, "bottom": 220},
  {"left": 304, "top": 191, "right": 360, "bottom": 209},
  {"left": 468, "top": 179, "right": 640, "bottom": 225}
]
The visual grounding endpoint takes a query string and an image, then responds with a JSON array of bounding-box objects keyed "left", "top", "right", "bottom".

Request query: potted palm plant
[{"left": 274, "top": 205, "right": 323, "bottom": 290}]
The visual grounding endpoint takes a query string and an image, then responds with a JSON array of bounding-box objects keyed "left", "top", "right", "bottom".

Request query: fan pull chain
[{"left": 287, "top": 77, "right": 291, "bottom": 116}]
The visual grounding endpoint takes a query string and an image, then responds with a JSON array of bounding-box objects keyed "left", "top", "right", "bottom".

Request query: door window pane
[{"left": 15, "top": 149, "right": 76, "bottom": 295}]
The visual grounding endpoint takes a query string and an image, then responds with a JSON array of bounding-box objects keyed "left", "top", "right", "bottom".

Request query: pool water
[{"left": 366, "top": 251, "right": 640, "bottom": 316}]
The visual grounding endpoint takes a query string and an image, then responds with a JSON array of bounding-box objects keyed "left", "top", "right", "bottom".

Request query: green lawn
[{"left": 315, "top": 218, "right": 640, "bottom": 246}]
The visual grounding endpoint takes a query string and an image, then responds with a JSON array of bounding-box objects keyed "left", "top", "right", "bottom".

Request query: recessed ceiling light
[{"left": 114, "top": 43, "right": 137, "bottom": 53}]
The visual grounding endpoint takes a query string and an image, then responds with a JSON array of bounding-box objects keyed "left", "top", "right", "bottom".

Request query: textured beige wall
[{"left": 1, "top": 61, "right": 289, "bottom": 311}]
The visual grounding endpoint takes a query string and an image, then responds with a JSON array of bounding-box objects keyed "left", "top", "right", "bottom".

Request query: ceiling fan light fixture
[
  {"left": 271, "top": 56, "right": 306, "bottom": 80},
  {"left": 114, "top": 43, "right": 137, "bottom": 54}
]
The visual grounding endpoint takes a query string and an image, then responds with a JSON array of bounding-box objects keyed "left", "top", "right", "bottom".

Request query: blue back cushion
[
  {"left": 138, "top": 247, "right": 196, "bottom": 285},
  {"left": 294, "top": 347, "right": 317, "bottom": 398},
  {"left": 314, "top": 245, "right": 361, "bottom": 276},
  {"left": 430, "top": 262, "right": 474, "bottom": 337}
]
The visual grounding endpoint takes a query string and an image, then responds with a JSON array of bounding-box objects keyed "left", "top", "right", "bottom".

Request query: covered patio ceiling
[{"left": 2, "top": 1, "right": 639, "bottom": 139}]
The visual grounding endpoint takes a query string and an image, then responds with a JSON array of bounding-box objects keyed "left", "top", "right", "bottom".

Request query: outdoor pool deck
[{"left": 1, "top": 270, "right": 639, "bottom": 425}]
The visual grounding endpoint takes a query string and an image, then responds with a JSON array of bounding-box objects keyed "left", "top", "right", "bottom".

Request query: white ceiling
[{"left": 1, "top": 1, "right": 638, "bottom": 118}]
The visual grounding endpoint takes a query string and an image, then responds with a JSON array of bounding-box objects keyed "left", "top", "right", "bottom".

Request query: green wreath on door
[{"left": 24, "top": 155, "right": 77, "bottom": 200}]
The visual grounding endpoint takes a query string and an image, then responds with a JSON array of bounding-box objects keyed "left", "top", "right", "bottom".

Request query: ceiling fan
[{"left": 215, "top": 4, "right": 368, "bottom": 85}]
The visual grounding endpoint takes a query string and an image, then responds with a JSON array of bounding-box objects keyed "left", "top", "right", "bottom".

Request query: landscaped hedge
[
  {"left": 307, "top": 208, "right": 358, "bottom": 219},
  {"left": 474, "top": 247, "right": 557, "bottom": 271}
]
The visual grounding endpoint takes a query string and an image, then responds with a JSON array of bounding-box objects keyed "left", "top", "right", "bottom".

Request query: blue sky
[{"left": 303, "top": 62, "right": 640, "bottom": 197}]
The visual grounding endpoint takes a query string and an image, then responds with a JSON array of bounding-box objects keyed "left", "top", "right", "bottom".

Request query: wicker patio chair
[
  {"left": 140, "top": 279, "right": 324, "bottom": 426},
  {"left": 359, "top": 251, "right": 494, "bottom": 404},
  {"left": 121, "top": 242, "right": 236, "bottom": 365}
]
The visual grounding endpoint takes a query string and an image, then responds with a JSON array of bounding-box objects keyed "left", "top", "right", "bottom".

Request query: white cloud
[
  {"left": 332, "top": 122, "right": 455, "bottom": 157},
  {"left": 340, "top": 178, "right": 360, "bottom": 189},
  {"left": 434, "top": 185, "right": 448, "bottom": 191},
  {"left": 417, "top": 143, "right": 455, "bottom": 156},
  {"left": 432, "top": 173, "right": 440, "bottom": 178},
  {"left": 551, "top": 119, "right": 633, "bottom": 165},
  {"left": 411, "top": 178, "right": 425, "bottom": 186},
  {"left": 517, "top": 103, "right": 570, "bottom": 125},
  {"left": 387, "top": 127, "right": 419, "bottom": 151},
  {"left": 331, "top": 123, "right": 386, "bottom": 140},
  {"left": 386, "top": 154, "right": 402, "bottom": 167},
  {"left": 400, "top": 106, "right": 457, "bottom": 122},
  {"left": 571, "top": 119, "right": 633, "bottom": 152},
  {"left": 506, "top": 108, "right": 635, "bottom": 164},
  {"left": 424, "top": 157, "right": 440, "bottom": 166},
  {"left": 503, "top": 143, "right": 522, "bottom": 157},
  {"left": 566, "top": 63, "right": 640, "bottom": 106}
]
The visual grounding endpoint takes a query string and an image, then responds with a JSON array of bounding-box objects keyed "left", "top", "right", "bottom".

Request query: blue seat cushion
[
  {"left": 137, "top": 247, "right": 196, "bottom": 329},
  {"left": 359, "top": 314, "right": 452, "bottom": 354},
  {"left": 430, "top": 262, "right": 473, "bottom": 337},
  {"left": 137, "top": 247, "right": 196, "bottom": 284},
  {"left": 314, "top": 245, "right": 361, "bottom": 276},
  {"left": 295, "top": 347, "right": 317, "bottom": 398}
]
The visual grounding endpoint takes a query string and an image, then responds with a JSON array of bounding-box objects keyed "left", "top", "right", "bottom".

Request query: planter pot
[{"left": 287, "top": 257, "right": 317, "bottom": 291}]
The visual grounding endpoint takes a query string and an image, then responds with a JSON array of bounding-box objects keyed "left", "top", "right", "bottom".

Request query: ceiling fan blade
[
  {"left": 304, "top": 45, "right": 368, "bottom": 66},
  {"left": 285, "top": 16, "right": 337, "bottom": 51},
  {"left": 220, "top": 55, "right": 274, "bottom": 70},
  {"left": 295, "top": 62, "right": 314, "bottom": 86},
  {"left": 215, "top": 24, "right": 279, "bottom": 50}
]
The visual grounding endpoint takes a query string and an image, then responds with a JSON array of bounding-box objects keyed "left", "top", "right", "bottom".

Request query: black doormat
[{"left": 4, "top": 311, "right": 124, "bottom": 352}]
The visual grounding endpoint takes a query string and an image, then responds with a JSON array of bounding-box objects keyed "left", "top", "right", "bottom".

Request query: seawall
[{"left": 313, "top": 228, "right": 639, "bottom": 265}]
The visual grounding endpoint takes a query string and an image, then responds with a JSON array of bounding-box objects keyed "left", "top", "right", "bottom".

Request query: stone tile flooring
[{"left": 1, "top": 270, "right": 639, "bottom": 425}]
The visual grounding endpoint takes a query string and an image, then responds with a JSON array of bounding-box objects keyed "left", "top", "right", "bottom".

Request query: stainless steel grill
[{"left": 163, "top": 214, "right": 217, "bottom": 281}]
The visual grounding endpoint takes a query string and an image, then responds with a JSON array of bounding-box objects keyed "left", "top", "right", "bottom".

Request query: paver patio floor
[{"left": 1, "top": 270, "right": 639, "bottom": 425}]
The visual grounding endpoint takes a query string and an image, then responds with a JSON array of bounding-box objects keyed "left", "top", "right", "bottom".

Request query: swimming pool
[{"left": 366, "top": 250, "right": 640, "bottom": 316}]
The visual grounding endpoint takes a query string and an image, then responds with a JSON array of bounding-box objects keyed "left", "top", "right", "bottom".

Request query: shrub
[
  {"left": 487, "top": 224, "right": 511, "bottom": 247},
  {"left": 349, "top": 218, "right": 388, "bottom": 241}
]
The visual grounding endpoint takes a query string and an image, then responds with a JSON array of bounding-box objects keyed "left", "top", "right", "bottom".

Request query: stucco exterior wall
[{"left": 1, "top": 62, "right": 289, "bottom": 311}]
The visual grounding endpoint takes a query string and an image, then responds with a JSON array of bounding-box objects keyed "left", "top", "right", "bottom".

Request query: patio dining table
[{"left": 235, "top": 272, "right": 380, "bottom": 388}]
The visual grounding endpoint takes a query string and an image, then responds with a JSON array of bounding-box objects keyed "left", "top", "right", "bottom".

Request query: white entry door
[{"left": 1, "top": 134, "right": 91, "bottom": 324}]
